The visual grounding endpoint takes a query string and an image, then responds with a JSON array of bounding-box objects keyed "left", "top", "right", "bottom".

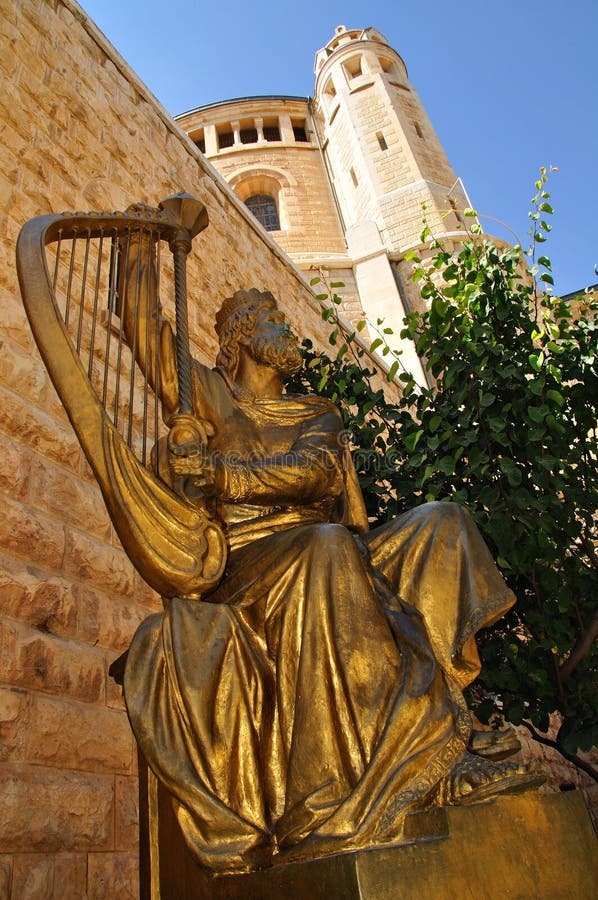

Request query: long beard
[{"left": 249, "top": 334, "right": 303, "bottom": 378}]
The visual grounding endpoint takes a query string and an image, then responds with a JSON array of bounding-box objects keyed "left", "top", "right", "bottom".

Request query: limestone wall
[
  {"left": 215, "top": 142, "right": 347, "bottom": 262},
  {"left": 0, "top": 2, "right": 387, "bottom": 895}
]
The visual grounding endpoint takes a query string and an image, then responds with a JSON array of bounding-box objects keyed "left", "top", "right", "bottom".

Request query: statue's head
[{"left": 215, "top": 289, "right": 302, "bottom": 379}]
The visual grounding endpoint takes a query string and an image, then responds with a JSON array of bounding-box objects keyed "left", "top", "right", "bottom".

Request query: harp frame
[{"left": 16, "top": 196, "right": 227, "bottom": 600}]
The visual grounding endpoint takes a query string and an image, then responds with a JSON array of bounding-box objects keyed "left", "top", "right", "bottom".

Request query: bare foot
[{"left": 434, "top": 752, "right": 545, "bottom": 806}]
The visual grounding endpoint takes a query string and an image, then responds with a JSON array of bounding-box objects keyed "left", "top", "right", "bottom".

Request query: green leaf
[
  {"left": 527, "top": 378, "right": 545, "bottom": 396},
  {"left": 546, "top": 321, "right": 560, "bottom": 339},
  {"left": 370, "top": 338, "right": 383, "bottom": 353},
  {"left": 310, "top": 276, "right": 321, "bottom": 286},
  {"left": 439, "top": 455, "right": 456, "bottom": 475},
  {"left": 480, "top": 392, "right": 496, "bottom": 407},
  {"left": 404, "top": 429, "right": 424, "bottom": 452},
  {"left": 507, "top": 703, "right": 525, "bottom": 726},
  {"left": 529, "top": 351, "right": 545, "bottom": 371},
  {"left": 387, "top": 361, "right": 399, "bottom": 381},
  {"left": 420, "top": 465, "right": 436, "bottom": 484},
  {"left": 499, "top": 457, "right": 522, "bottom": 486},
  {"left": 432, "top": 297, "right": 448, "bottom": 318},
  {"left": 546, "top": 389, "right": 564, "bottom": 407},
  {"left": 527, "top": 406, "right": 546, "bottom": 423}
]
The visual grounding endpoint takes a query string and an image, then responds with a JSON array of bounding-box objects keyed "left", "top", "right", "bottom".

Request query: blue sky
[{"left": 80, "top": 0, "right": 597, "bottom": 296}]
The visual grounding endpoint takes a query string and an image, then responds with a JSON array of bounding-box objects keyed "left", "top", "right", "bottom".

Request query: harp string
[
  {"left": 141, "top": 229, "right": 157, "bottom": 469},
  {"left": 103, "top": 233, "right": 119, "bottom": 409},
  {"left": 87, "top": 229, "right": 104, "bottom": 382},
  {"left": 153, "top": 235, "right": 162, "bottom": 476},
  {"left": 52, "top": 230, "right": 62, "bottom": 292},
  {"left": 112, "top": 228, "right": 130, "bottom": 432},
  {"left": 64, "top": 232, "right": 77, "bottom": 328},
  {"left": 75, "top": 229, "right": 91, "bottom": 356},
  {"left": 48, "top": 223, "right": 171, "bottom": 472},
  {"left": 126, "top": 228, "right": 142, "bottom": 447}
]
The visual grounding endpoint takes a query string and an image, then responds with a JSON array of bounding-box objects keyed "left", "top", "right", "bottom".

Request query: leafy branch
[{"left": 294, "top": 170, "right": 597, "bottom": 769}]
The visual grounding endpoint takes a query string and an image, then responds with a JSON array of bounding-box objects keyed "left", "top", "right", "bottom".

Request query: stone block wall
[
  {"left": 0, "top": 2, "right": 389, "bottom": 895},
  {"left": 214, "top": 143, "right": 348, "bottom": 263}
]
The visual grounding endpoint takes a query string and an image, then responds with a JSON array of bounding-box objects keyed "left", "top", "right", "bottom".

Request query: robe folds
[{"left": 124, "top": 367, "right": 515, "bottom": 873}]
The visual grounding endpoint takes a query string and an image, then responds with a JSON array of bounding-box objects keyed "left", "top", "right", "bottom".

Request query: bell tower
[{"left": 313, "top": 26, "right": 470, "bottom": 351}]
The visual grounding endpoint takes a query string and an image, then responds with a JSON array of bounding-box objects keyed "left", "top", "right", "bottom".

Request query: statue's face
[
  {"left": 247, "top": 304, "right": 303, "bottom": 377},
  {"left": 251, "top": 305, "right": 296, "bottom": 342}
]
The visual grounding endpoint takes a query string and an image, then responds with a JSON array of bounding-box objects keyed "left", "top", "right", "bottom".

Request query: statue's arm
[{"left": 212, "top": 408, "right": 344, "bottom": 505}]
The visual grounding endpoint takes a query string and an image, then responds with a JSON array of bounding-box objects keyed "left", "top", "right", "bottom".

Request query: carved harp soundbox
[{"left": 16, "top": 193, "right": 227, "bottom": 599}]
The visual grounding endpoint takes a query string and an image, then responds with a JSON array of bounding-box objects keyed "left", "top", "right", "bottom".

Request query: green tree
[{"left": 288, "top": 171, "right": 597, "bottom": 777}]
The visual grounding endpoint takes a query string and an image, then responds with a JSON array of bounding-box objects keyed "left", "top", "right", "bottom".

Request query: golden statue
[{"left": 17, "top": 195, "right": 542, "bottom": 878}]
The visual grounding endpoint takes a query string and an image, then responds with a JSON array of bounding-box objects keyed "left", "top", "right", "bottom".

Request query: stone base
[{"left": 142, "top": 766, "right": 597, "bottom": 899}]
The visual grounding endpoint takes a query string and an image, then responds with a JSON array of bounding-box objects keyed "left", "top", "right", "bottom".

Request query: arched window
[
  {"left": 245, "top": 194, "right": 280, "bottom": 232},
  {"left": 229, "top": 168, "right": 292, "bottom": 232}
]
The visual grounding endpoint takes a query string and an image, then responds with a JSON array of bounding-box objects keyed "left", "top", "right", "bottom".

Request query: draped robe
[{"left": 124, "top": 363, "right": 515, "bottom": 873}]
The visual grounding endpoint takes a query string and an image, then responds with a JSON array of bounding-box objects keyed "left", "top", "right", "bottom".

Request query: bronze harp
[{"left": 16, "top": 193, "right": 227, "bottom": 600}]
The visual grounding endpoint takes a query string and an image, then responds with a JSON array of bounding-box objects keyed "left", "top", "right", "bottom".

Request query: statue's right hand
[
  {"left": 167, "top": 415, "right": 214, "bottom": 460},
  {"left": 167, "top": 414, "right": 220, "bottom": 501},
  {"left": 168, "top": 451, "right": 206, "bottom": 477},
  {"left": 169, "top": 453, "right": 221, "bottom": 503}
]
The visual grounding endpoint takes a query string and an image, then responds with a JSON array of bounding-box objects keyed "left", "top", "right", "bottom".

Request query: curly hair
[{"left": 215, "top": 289, "right": 276, "bottom": 376}]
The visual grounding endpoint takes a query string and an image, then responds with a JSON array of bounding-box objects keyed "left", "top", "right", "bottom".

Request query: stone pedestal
[{"left": 141, "top": 765, "right": 597, "bottom": 899}]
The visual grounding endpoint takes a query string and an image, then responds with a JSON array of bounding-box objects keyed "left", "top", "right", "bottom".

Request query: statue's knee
[
  {"left": 312, "top": 522, "right": 351, "bottom": 541},
  {"left": 418, "top": 500, "right": 470, "bottom": 527},
  {"left": 309, "top": 522, "right": 357, "bottom": 554}
]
